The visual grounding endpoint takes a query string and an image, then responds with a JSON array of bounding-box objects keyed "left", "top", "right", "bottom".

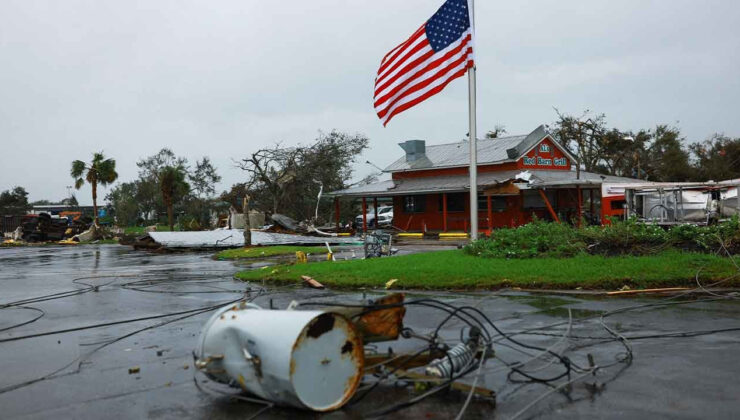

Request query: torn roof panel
[{"left": 147, "top": 230, "right": 359, "bottom": 249}]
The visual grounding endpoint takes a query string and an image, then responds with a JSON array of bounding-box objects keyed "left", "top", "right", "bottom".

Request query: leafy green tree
[
  {"left": 135, "top": 149, "right": 187, "bottom": 221},
  {"left": 189, "top": 157, "right": 221, "bottom": 198},
  {"left": 158, "top": 166, "right": 190, "bottom": 231},
  {"left": 61, "top": 195, "right": 79, "bottom": 208},
  {"left": 0, "top": 186, "right": 31, "bottom": 216},
  {"left": 690, "top": 134, "right": 740, "bottom": 181},
  {"left": 71, "top": 152, "right": 118, "bottom": 225},
  {"left": 106, "top": 182, "right": 140, "bottom": 226},
  {"left": 30, "top": 199, "right": 53, "bottom": 206},
  {"left": 642, "top": 125, "right": 693, "bottom": 181}
]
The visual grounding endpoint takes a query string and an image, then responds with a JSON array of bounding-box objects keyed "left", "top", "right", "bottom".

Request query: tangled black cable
[{"left": 0, "top": 274, "right": 271, "bottom": 395}]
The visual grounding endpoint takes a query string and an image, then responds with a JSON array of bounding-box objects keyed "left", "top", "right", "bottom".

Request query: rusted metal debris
[
  {"left": 195, "top": 294, "right": 496, "bottom": 413},
  {"left": 195, "top": 304, "right": 364, "bottom": 412},
  {"left": 351, "top": 293, "right": 406, "bottom": 343}
]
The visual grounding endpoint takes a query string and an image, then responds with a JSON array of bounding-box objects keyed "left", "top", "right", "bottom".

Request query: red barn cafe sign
[{"left": 522, "top": 139, "right": 568, "bottom": 168}]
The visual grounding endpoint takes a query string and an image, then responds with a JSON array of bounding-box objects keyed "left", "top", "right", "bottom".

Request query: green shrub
[
  {"left": 465, "top": 216, "right": 740, "bottom": 259},
  {"left": 465, "top": 217, "right": 585, "bottom": 258}
]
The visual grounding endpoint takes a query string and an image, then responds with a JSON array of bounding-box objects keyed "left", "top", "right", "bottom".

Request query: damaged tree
[{"left": 236, "top": 130, "right": 368, "bottom": 223}]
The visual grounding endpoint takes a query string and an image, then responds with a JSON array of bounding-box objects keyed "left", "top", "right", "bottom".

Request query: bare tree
[
  {"left": 235, "top": 144, "right": 302, "bottom": 214},
  {"left": 552, "top": 109, "right": 607, "bottom": 177},
  {"left": 236, "top": 130, "right": 369, "bottom": 222}
]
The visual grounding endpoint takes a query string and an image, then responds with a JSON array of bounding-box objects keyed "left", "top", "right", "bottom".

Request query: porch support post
[
  {"left": 576, "top": 186, "right": 582, "bottom": 227},
  {"left": 373, "top": 197, "right": 378, "bottom": 229},
  {"left": 334, "top": 197, "right": 340, "bottom": 230},
  {"left": 538, "top": 189, "right": 560, "bottom": 223},
  {"left": 442, "top": 193, "right": 448, "bottom": 232},
  {"left": 362, "top": 197, "right": 368, "bottom": 233},
  {"left": 487, "top": 195, "right": 492, "bottom": 232}
]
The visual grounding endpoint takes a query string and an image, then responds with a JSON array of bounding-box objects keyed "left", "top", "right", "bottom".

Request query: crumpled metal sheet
[{"left": 147, "top": 229, "right": 358, "bottom": 249}]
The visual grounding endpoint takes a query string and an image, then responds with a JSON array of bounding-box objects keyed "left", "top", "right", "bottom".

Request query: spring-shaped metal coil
[{"left": 425, "top": 342, "right": 475, "bottom": 378}]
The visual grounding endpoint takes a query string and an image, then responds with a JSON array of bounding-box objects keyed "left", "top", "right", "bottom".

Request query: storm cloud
[{"left": 1, "top": 0, "right": 738, "bottom": 203}]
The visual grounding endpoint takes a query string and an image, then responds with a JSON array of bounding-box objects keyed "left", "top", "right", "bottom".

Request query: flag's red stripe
[
  {"left": 374, "top": 34, "right": 472, "bottom": 106},
  {"left": 382, "top": 63, "right": 471, "bottom": 126},
  {"left": 376, "top": 37, "right": 431, "bottom": 87},
  {"left": 374, "top": 47, "right": 435, "bottom": 99},
  {"left": 377, "top": 48, "right": 473, "bottom": 119},
  {"left": 382, "top": 65, "right": 470, "bottom": 126},
  {"left": 378, "top": 25, "right": 426, "bottom": 75}
]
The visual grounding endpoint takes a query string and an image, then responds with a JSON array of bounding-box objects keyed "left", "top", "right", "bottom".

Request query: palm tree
[
  {"left": 158, "top": 166, "right": 190, "bottom": 231},
  {"left": 71, "top": 152, "right": 118, "bottom": 227}
]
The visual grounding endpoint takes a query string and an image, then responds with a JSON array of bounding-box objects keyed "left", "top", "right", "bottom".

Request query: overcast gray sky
[{"left": 2, "top": 0, "right": 739, "bottom": 205}]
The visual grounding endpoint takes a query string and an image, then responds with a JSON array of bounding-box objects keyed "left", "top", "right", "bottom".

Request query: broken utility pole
[{"left": 243, "top": 195, "right": 251, "bottom": 247}]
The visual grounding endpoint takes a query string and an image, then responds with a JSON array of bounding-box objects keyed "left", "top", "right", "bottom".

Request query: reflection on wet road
[{"left": 1, "top": 245, "right": 740, "bottom": 419}]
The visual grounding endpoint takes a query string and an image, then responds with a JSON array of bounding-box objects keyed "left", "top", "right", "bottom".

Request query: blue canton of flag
[{"left": 425, "top": 0, "right": 471, "bottom": 52}]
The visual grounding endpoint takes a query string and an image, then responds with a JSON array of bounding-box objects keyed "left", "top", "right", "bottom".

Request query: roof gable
[{"left": 384, "top": 125, "right": 574, "bottom": 172}]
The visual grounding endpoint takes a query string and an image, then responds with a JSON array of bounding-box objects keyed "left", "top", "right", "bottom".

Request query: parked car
[{"left": 355, "top": 206, "right": 393, "bottom": 228}]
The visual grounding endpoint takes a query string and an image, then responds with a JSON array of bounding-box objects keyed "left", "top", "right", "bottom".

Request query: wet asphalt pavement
[{"left": 1, "top": 245, "right": 740, "bottom": 419}]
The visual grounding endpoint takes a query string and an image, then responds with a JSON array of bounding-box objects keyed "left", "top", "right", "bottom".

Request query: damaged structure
[
  {"left": 194, "top": 293, "right": 496, "bottom": 413},
  {"left": 622, "top": 181, "right": 740, "bottom": 225},
  {"left": 329, "top": 125, "right": 640, "bottom": 233},
  {"left": 135, "top": 229, "right": 359, "bottom": 250}
]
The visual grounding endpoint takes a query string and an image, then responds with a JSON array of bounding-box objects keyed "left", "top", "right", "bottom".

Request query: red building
[{"left": 330, "top": 125, "right": 638, "bottom": 234}]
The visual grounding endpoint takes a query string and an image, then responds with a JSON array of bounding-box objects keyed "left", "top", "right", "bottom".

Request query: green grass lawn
[
  {"left": 216, "top": 245, "right": 329, "bottom": 260},
  {"left": 235, "top": 249, "right": 739, "bottom": 290}
]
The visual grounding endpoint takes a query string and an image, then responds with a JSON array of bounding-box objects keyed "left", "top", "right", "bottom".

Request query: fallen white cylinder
[{"left": 195, "top": 303, "right": 364, "bottom": 412}]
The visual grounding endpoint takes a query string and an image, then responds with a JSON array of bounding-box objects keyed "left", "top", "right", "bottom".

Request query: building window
[
  {"left": 403, "top": 195, "right": 426, "bottom": 213},
  {"left": 477, "top": 195, "right": 487, "bottom": 211},
  {"left": 477, "top": 195, "right": 509, "bottom": 212},
  {"left": 610, "top": 200, "right": 626, "bottom": 210},
  {"left": 523, "top": 190, "right": 557, "bottom": 209},
  {"left": 438, "top": 193, "right": 465, "bottom": 212}
]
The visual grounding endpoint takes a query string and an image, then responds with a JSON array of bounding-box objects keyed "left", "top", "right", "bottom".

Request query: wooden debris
[
  {"left": 395, "top": 369, "right": 496, "bottom": 401},
  {"left": 301, "top": 275, "right": 325, "bottom": 289},
  {"left": 607, "top": 287, "right": 690, "bottom": 296}
]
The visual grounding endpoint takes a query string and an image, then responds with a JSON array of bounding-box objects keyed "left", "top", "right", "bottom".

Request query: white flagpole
[{"left": 468, "top": 0, "right": 478, "bottom": 240}]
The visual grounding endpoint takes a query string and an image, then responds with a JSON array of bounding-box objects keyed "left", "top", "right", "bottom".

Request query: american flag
[{"left": 374, "top": 0, "right": 474, "bottom": 126}]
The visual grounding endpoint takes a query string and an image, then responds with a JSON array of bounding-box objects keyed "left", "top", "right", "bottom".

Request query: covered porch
[{"left": 328, "top": 171, "right": 615, "bottom": 234}]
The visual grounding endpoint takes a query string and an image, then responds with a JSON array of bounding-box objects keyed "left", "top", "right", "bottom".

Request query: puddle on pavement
[{"left": 503, "top": 294, "right": 602, "bottom": 318}]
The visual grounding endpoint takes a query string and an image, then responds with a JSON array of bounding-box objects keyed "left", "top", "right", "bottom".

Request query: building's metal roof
[
  {"left": 329, "top": 170, "right": 641, "bottom": 197},
  {"left": 383, "top": 124, "right": 577, "bottom": 173},
  {"left": 384, "top": 135, "right": 526, "bottom": 172},
  {"left": 147, "top": 230, "right": 360, "bottom": 249}
]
